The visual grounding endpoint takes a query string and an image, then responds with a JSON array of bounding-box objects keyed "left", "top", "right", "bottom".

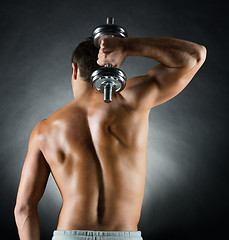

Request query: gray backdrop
[{"left": 0, "top": 0, "right": 228, "bottom": 239}]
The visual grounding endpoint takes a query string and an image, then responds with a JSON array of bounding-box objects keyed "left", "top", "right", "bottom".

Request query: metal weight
[
  {"left": 91, "top": 66, "right": 127, "bottom": 103},
  {"left": 92, "top": 17, "right": 128, "bottom": 48},
  {"left": 90, "top": 17, "right": 128, "bottom": 103}
]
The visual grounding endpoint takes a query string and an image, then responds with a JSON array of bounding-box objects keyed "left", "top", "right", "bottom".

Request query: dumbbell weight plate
[
  {"left": 93, "top": 25, "right": 128, "bottom": 48},
  {"left": 91, "top": 67, "right": 126, "bottom": 93}
]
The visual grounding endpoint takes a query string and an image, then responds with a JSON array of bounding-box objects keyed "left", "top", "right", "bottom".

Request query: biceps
[{"left": 16, "top": 149, "right": 50, "bottom": 207}]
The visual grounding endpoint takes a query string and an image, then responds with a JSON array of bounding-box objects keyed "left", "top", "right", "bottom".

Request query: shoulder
[
  {"left": 29, "top": 119, "right": 48, "bottom": 145},
  {"left": 121, "top": 74, "right": 157, "bottom": 111},
  {"left": 32, "top": 119, "right": 47, "bottom": 135}
]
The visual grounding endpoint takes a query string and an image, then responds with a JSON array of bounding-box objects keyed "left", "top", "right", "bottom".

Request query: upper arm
[
  {"left": 123, "top": 47, "right": 207, "bottom": 111},
  {"left": 15, "top": 121, "right": 50, "bottom": 208}
]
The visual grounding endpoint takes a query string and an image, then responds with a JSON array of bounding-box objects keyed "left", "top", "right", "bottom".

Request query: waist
[
  {"left": 57, "top": 195, "right": 143, "bottom": 229},
  {"left": 57, "top": 205, "right": 141, "bottom": 232},
  {"left": 52, "top": 230, "right": 143, "bottom": 240}
]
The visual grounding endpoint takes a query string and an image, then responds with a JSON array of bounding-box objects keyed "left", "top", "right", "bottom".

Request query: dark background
[{"left": 0, "top": 0, "right": 228, "bottom": 239}]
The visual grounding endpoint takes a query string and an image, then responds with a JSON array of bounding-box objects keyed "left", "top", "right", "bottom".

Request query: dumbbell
[{"left": 90, "top": 17, "right": 128, "bottom": 103}]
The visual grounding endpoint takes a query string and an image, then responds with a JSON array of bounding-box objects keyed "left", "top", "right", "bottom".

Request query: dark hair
[{"left": 71, "top": 37, "right": 100, "bottom": 82}]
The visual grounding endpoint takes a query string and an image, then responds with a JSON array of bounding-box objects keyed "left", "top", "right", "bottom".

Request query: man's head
[{"left": 71, "top": 37, "right": 100, "bottom": 83}]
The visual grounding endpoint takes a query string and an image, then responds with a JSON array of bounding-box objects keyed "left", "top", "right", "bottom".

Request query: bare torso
[
  {"left": 39, "top": 92, "right": 150, "bottom": 231},
  {"left": 14, "top": 37, "right": 206, "bottom": 239}
]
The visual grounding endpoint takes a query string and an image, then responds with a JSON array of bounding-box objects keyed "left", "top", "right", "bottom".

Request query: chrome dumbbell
[{"left": 90, "top": 17, "right": 128, "bottom": 103}]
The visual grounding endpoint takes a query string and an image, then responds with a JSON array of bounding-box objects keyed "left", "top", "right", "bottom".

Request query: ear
[{"left": 72, "top": 63, "right": 78, "bottom": 80}]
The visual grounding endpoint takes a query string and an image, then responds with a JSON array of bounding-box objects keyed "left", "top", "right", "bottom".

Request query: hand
[{"left": 97, "top": 37, "right": 127, "bottom": 68}]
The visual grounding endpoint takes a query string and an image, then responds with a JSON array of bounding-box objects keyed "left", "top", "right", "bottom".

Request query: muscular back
[
  {"left": 39, "top": 93, "right": 149, "bottom": 231},
  {"left": 14, "top": 37, "right": 206, "bottom": 240}
]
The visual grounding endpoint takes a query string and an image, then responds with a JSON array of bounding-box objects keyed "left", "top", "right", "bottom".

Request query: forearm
[
  {"left": 123, "top": 37, "right": 205, "bottom": 68},
  {"left": 15, "top": 207, "right": 40, "bottom": 240}
]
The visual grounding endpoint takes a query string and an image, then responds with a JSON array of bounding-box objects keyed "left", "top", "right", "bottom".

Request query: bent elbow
[
  {"left": 186, "top": 45, "right": 207, "bottom": 68},
  {"left": 196, "top": 45, "right": 207, "bottom": 64}
]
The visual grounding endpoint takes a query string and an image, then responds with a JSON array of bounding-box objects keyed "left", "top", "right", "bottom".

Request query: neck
[{"left": 73, "top": 78, "right": 104, "bottom": 103}]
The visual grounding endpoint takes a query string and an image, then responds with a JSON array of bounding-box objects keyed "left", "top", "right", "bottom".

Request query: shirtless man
[{"left": 14, "top": 36, "right": 206, "bottom": 240}]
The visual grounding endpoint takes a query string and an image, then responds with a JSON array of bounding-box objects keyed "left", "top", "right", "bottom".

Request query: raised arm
[
  {"left": 14, "top": 121, "right": 50, "bottom": 240},
  {"left": 98, "top": 37, "right": 207, "bottom": 111}
]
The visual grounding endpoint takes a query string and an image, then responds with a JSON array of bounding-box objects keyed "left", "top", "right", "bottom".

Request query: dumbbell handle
[
  {"left": 103, "top": 62, "right": 114, "bottom": 103},
  {"left": 107, "top": 17, "right": 115, "bottom": 24},
  {"left": 104, "top": 63, "right": 113, "bottom": 68},
  {"left": 102, "top": 17, "right": 115, "bottom": 69},
  {"left": 102, "top": 42, "right": 119, "bottom": 103},
  {"left": 104, "top": 82, "right": 114, "bottom": 103},
  {"left": 103, "top": 63, "right": 114, "bottom": 103}
]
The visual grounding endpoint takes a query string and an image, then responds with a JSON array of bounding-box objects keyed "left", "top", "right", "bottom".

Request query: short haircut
[{"left": 71, "top": 37, "right": 100, "bottom": 82}]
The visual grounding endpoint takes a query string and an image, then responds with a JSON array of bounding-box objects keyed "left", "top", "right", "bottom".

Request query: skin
[{"left": 14, "top": 37, "right": 206, "bottom": 239}]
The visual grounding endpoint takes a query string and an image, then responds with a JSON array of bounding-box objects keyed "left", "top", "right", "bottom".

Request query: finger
[
  {"left": 98, "top": 53, "right": 107, "bottom": 60},
  {"left": 97, "top": 57, "right": 109, "bottom": 66},
  {"left": 99, "top": 48, "right": 105, "bottom": 55},
  {"left": 97, "top": 59, "right": 104, "bottom": 66},
  {"left": 103, "top": 48, "right": 111, "bottom": 54},
  {"left": 100, "top": 39, "right": 105, "bottom": 48},
  {"left": 97, "top": 56, "right": 106, "bottom": 66}
]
